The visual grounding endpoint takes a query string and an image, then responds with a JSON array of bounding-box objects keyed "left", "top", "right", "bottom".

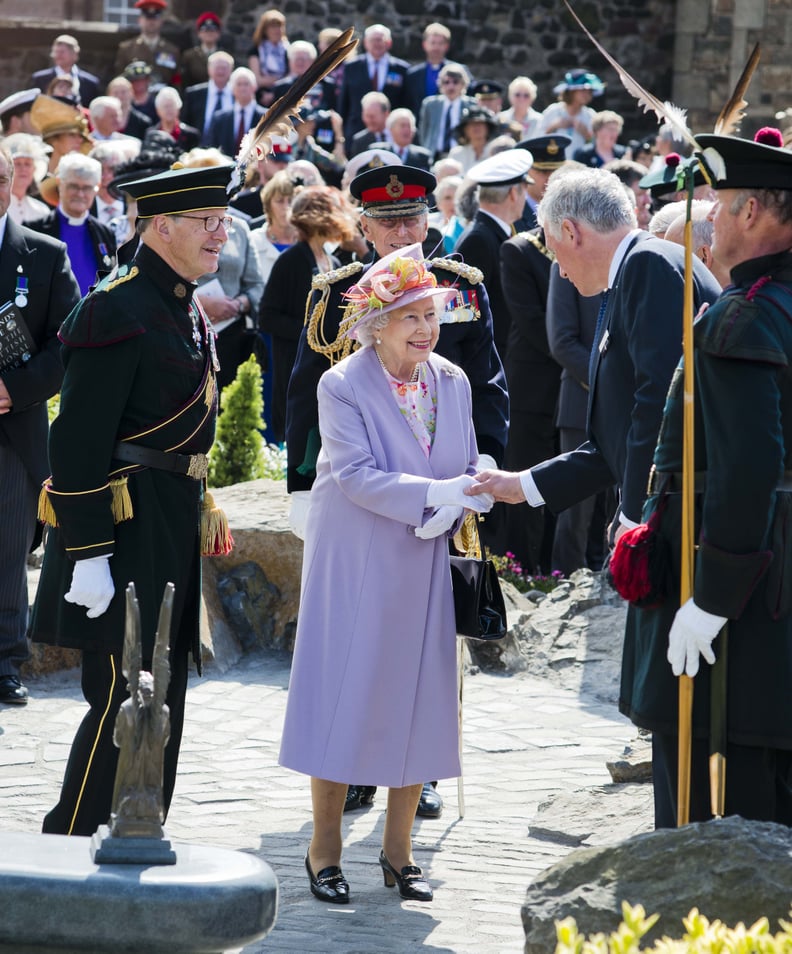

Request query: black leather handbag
[{"left": 450, "top": 515, "right": 507, "bottom": 641}]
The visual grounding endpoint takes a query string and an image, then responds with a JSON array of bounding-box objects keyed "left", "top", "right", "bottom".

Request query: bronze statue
[{"left": 108, "top": 582, "right": 174, "bottom": 840}]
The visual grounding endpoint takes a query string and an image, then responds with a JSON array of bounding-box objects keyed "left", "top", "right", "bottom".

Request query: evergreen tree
[{"left": 208, "top": 355, "right": 266, "bottom": 487}]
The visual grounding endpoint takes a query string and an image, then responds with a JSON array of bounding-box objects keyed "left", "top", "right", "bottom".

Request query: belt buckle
[{"left": 186, "top": 453, "right": 209, "bottom": 480}]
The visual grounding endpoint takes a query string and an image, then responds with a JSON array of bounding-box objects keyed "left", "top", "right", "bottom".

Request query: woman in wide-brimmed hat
[
  {"left": 279, "top": 243, "right": 493, "bottom": 906},
  {"left": 540, "top": 68, "right": 604, "bottom": 158},
  {"left": 448, "top": 103, "right": 499, "bottom": 172}
]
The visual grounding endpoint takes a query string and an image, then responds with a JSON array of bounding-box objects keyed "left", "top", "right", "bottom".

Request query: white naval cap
[{"left": 467, "top": 149, "right": 534, "bottom": 186}]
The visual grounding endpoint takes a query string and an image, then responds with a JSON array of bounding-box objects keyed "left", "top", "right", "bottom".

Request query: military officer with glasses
[{"left": 31, "top": 163, "right": 234, "bottom": 837}]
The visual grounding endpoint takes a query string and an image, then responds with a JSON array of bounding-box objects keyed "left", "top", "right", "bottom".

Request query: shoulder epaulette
[
  {"left": 516, "top": 231, "right": 555, "bottom": 263},
  {"left": 306, "top": 263, "right": 366, "bottom": 365},
  {"left": 311, "top": 261, "right": 364, "bottom": 291},
  {"left": 429, "top": 257, "right": 484, "bottom": 285},
  {"left": 96, "top": 264, "right": 139, "bottom": 293}
]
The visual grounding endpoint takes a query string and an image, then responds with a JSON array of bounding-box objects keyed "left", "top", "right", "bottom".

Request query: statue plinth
[{"left": 90, "top": 824, "right": 177, "bottom": 865}]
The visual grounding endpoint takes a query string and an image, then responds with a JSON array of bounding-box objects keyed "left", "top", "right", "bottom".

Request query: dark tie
[
  {"left": 442, "top": 105, "right": 453, "bottom": 154},
  {"left": 588, "top": 289, "right": 610, "bottom": 386},
  {"left": 235, "top": 109, "right": 246, "bottom": 152},
  {"left": 370, "top": 61, "right": 379, "bottom": 90},
  {"left": 214, "top": 89, "right": 225, "bottom": 112}
]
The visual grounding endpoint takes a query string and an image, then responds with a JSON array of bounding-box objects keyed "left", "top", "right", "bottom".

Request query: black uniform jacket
[{"left": 30, "top": 245, "right": 217, "bottom": 663}]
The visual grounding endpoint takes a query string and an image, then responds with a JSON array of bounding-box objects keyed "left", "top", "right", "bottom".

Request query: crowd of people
[{"left": 2, "top": 0, "right": 792, "bottom": 911}]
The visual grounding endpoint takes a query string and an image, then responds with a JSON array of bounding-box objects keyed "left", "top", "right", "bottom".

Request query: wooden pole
[{"left": 677, "top": 177, "right": 696, "bottom": 827}]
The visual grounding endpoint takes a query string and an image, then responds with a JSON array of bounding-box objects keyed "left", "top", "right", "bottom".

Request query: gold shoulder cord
[
  {"left": 429, "top": 257, "right": 484, "bottom": 285},
  {"left": 100, "top": 265, "right": 139, "bottom": 292},
  {"left": 515, "top": 232, "right": 555, "bottom": 263},
  {"left": 305, "top": 261, "right": 365, "bottom": 366}
]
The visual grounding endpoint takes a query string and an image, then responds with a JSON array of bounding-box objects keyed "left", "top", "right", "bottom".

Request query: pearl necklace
[{"left": 374, "top": 348, "right": 419, "bottom": 384}]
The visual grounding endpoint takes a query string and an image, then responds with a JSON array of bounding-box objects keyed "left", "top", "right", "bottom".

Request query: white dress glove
[
  {"left": 415, "top": 505, "right": 463, "bottom": 540},
  {"left": 426, "top": 475, "right": 494, "bottom": 514},
  {"left": 667, "top": 597, "right": 727, "bottom": 677},
  {"left": 288, "top": 491, "right": 312, "bottom": 541},
  {"left": 64, "top": 555, "right": 115, "bottom": 619},
  {"left": 476, "top": 453, "right": 497, "bottom": 472}
]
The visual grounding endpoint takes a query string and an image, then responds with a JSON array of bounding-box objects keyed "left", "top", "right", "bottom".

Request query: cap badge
[
  {"left": 385, "top": 175, "right": 405, "bottom": 199},
  {"left": 547, "top": 139, "right": 560, "bottom": 155}
]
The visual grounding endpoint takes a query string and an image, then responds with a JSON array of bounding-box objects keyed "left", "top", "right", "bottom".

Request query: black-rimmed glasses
[{"left": 177, "top": 214, "right": 233, "bottom": 232}]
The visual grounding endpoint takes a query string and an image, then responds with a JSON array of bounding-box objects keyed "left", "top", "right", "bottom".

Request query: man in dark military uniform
[
  {"left": 620, "top": 131, "right": 792, "bottom": 827},
  {"left": 30, "top": 162, "right": 234, "bottom": 836},
  {"left": 114, "top": 0, "right": 180, "bottom": 90},
  {"left": 285, "top": 164, "right": 509, "bottom": 818}
]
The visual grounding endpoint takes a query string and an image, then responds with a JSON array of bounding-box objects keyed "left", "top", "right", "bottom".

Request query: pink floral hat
[{"left": 340, "top": 243, "right": 457, "bottom": 339}]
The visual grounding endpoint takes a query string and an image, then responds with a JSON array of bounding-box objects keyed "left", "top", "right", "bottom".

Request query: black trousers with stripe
[{"left": 42, "top": 638, "right": 189, "bottom": 837}]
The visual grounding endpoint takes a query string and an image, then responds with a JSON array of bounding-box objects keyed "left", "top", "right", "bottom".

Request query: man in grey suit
[
  {"left": 0, "top": 144, "right": 81, "bottom": 705},
  {"left": 467, "top": 167, "right": 721, "bottom": 545},
  {"left": 417, "top": 63, "right": 474, "bottom": 160}
]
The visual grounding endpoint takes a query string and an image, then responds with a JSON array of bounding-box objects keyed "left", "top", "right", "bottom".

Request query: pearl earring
[{"left": 375, "top": 337, "right": 382, "bottom": 345}]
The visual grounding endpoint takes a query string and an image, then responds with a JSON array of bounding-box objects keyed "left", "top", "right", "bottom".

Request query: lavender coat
[{"left": 279, "top": 347, "right": 478, "bottom": 787}]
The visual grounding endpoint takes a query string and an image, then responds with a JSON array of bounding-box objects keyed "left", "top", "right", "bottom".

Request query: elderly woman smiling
[{"left": 279, "top": 244, "right": 493, "bottom": 905}]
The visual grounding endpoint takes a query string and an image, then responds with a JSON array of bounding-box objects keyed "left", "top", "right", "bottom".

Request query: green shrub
[
  {"left": 208, "top": 354, "right": 266, "bottom": 488},
  {"left": 554, "top": 901, "right": 792, "bottom": 952}
]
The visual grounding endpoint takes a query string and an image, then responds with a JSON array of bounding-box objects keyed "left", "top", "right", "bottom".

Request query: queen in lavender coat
[{"left": 279, "top": 244, "right": 493, "bottom": 905}]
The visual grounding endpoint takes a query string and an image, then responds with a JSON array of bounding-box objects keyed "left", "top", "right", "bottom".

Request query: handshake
[{"left": 415, "top": 474, "right": 495, "bottom": 540}]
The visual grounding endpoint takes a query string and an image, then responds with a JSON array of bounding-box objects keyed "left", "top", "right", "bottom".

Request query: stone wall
[{"left": 1, "top": 1, "right": 788, "bottom": 148}]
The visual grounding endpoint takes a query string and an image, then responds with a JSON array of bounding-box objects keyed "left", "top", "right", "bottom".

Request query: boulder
[
  {"left": 200, "top": 479, "right": 301, "bottom": 671},
  {"left": 522, "top": 815, "right": 792, "bottom": 951}
]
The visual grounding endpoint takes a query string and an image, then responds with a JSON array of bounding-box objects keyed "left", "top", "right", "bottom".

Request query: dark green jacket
[{"left": 620, "top": 249, "right": 792, "bottom": 747}]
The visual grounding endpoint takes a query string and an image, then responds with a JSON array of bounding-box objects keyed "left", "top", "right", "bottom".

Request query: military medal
[
  {"left": 14, "top": 272, "right": 28, "bottom": 308},
  {"left": 98, "top": 242, "right": 112, "bottom": 268},
  {"left": 209, "top": 328, "right": 220, "bottom": 372}
]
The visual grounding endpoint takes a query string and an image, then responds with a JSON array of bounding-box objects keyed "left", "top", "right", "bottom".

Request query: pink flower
[{"left": 368, "top": 273, "right": 402, "bottom": 303}]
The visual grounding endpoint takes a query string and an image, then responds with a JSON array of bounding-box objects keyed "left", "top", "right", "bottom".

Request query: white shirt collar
[
  {"left": 478, "top": 208, "right": 513, "bottom": 238},
  {"left": 0, "top": 213, "right": 8, "bottom": 247},
  {"left": 58, "top": 205, "right": 89, "bottom": 226},
  {"left": 607, "top": 228, "right": 643, "bottom": 289}
]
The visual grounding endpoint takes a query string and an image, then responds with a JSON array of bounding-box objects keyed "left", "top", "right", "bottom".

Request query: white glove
[
  {"left": 64, "top": 556, "right": 115, "bottom": 619},
  {"left": 667, "top": 597, "right": 727, "bottom": 677},
  {"left": 426, "top": 475, "right": 495, "bottom": 514},
  {"left": 415, "top": 505, "right": 463, "bottom": 540},
  {"left": 476, "top": 453, "right": 497, "bottom": 472},
  {"left": 288, "top": 491, "right": 312, "bottom": 540}
]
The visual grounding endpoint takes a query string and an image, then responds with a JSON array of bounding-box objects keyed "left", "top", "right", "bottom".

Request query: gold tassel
[
  {"left": 205, "top": 372, "right": 215, "bottom": 410},
  {"left": 201, "top": 491, "right": 233, "bottom": 556},
  {"left": 37, "top": 481, "right": 58, "bottom": 527},
  {"left": 110, "top": 476, "right": 134, "bottom": 523}
]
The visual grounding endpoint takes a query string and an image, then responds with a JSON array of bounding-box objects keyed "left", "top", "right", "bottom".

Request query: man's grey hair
[
  {"left": 666, "top": 201, "right": 714, "bottom": 250},
  {"left": 537, "top": 168, "right": 637, "bottom": 238},
  {"left": 479, "top": 183, "right": 514, "bottom": 204},
  {"left": 730, "top": 188, "right": 792, "bottom": 227},
  {"left": 386, "top": 108, "right": 415, "bottom": 131},
  {"left": 647, "top": 199, "right": 687, "bottom": 237},
  {"left": 89, "top": 96, "right": 122, "bottom": 121},
  {"left": 56, "top": 152, "right": 102, "bottom": 184}
]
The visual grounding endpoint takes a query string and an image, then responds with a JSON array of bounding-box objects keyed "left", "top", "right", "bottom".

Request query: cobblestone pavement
[{"left": 0, "top": 650, "right": 650, "bottom": 953}]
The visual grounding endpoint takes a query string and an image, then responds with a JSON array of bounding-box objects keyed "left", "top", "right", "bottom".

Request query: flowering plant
[{"left": 491, "top": 551, "right": 565, "bottom": 593}]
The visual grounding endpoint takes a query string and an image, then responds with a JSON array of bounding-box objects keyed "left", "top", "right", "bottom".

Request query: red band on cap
[{"left": 361, "top": 184, "right": 427, "bottom": 203}]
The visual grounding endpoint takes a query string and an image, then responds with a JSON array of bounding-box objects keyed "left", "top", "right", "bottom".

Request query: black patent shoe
[
  {"left": 0, "top": 675, "right": 28, "bottom": 706},
  {"left": 344, "top": 785, "right": 377, "bottom": 813},
  {"left": 305, "top": 853, "right": 350, "bottom": 904},
  {"left": 379, "top": 850, "right": 433, "bottom": 902},
  {"left": 416, "top": 781, "right": 442, "bottom": 818}
]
